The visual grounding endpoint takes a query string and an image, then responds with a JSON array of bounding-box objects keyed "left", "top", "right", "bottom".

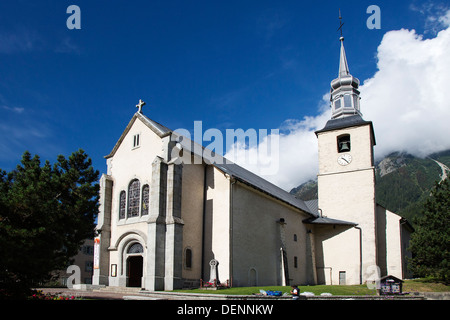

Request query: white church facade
[{"left": 93, "top": 34, "right": 413, "bottom": 291}]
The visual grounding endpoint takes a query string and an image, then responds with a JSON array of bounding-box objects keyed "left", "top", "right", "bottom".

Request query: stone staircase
[{"left": 93, "top": 286, "right": 143, "bottom": 294}]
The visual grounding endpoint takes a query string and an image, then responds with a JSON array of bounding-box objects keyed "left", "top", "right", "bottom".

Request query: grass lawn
[
  {"left": 174, "top": 284, "right": 376, "bottom": 296},
  {"left": 173, "top": 279, "right": 449, "bottom": 296},
  {"left": 403, "top": 279, "right": 450, "bottom": 293}
]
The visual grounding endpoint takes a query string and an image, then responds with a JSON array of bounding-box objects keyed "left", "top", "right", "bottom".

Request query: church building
[{"left": 93, "top": 33, "right": 413, "bottom": 291}]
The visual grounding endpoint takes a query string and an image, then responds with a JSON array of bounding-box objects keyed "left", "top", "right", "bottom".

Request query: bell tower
[{"left": 314, "top": 15, "right": 377, "bottom": 285}]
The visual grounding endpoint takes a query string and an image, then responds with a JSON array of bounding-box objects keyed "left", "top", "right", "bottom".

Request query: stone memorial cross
[{"left": 209, "top": 259, "right": 219, "bottom": 284}]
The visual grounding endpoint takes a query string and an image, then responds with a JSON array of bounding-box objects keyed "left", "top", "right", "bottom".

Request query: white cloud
[
  {"left": 225, "top": 11, "right": 450, "bottom": 191},
  {"left": 0, "top": 28, "right": 80, "bottom": 55},
  {"left": 362, "top": 20, "right": 450, "bottom": 158},
  {"left": 410, "top": 2, "right": 450, "bottom": 34},
  {"left": 224, "top": 95, "right": 329, "bottom": 191},
  {"left": 0, "top": 28, "right": 42, "bottom": 54},
  {"left": 438, "top": 9, "right": 450, "bottom": 27},
  {"left": 2, "top": 105, "right": 25, "bottom": 114},
  {"left": 55, "top": 37, "right": 81, "bottom": 54},
  {"left": 0, "top": 102, "right": 56, "bottom": 165}
]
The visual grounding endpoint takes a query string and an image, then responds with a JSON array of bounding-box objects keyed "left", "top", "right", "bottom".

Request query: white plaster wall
[
  {"left": 203, "top": 166, "right": 230, "bottom": 283},
  {"left": 314, "top": 225, "right": 361, "bottom": 285},
  {"left": 180, "top": 163, "right": 205, "bottom": 281},
  {"left": 318, "top": 125, "right": 374, "bottom": 174},
  {"left": 106, "top": 117, "right": 166, "bottom": 277},
  {"left": 386, "top": 210, "right": 403, "bottom": 279},
  {"left": 231, "top": 182, "right": 313, "bottom": 287},
  {"left": 317, "top": 124, "right": 377, "bottom": 284},
  {"left": 317, "top": 169, "right": 377, "bottom": 283}
]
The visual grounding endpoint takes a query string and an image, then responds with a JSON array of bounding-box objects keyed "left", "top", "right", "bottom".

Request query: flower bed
[
  {"left": 200, "top": 279, "right": 230, "bottom": 290},
  {"left": 29, "top": 290, "right": 77, "bottom": 300}
]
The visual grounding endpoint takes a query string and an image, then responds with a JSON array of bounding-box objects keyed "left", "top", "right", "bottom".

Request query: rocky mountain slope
[{"left": 290, "top": 149, "right": 450, "bottom": 224}]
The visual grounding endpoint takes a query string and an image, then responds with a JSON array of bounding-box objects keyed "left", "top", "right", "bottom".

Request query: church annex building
[{"left": 93, "top": 34, "right": 413, "bottom": 291}]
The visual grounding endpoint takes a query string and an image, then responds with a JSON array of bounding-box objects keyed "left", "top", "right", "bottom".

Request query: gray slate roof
[
  {"left": 214, "top": 162, "right": 314, "bottom": 215},
  {"left": 304, "top": 199, "right": 319, "bottom": 214},
  {"left": 302, "top": 198, "right": 357, "bottom": 225},
  {"left": 303, "top": 215, "right": 357, "bottom": 226},
  {"left": 138, "top": 113, "right": 172, "bottom": 137},
  {"left": 171, "top": 128, "right": 315, "bottom": 216}
]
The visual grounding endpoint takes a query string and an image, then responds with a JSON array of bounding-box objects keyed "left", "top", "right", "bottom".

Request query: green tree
[
  {"left": 0, "top": 150, "right": 99, "bottom": 299},
  {"left": 408, "top": 177, "right": 450, "bottom": 283}
]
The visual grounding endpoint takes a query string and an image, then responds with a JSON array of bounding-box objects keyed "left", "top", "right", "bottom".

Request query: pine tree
[
  {"left": 408, "top": 177, "right": 450, "bottom": 283},
  {"left": 0, "top": 150, "right": 99, "bottom": 298}
]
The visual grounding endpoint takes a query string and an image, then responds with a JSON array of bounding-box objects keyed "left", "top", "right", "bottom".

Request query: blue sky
[{"left": 1, "top": 1, "right": 450, "bottom": 190}]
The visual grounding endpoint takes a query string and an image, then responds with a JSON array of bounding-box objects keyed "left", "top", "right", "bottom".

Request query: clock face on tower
[{"left": 337, "top": 154, "right": 352, "bottom": 166}]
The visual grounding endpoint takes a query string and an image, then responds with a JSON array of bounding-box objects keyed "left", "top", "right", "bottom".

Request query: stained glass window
[
  {"left": 127, "top": 243, "right": 143, "bottom": 254},
  {"left": 142, "top": 184, "right": 149, "bottom": 215},
  {"left": 119, "top": 190, "right": 126, "bottom": 219},
  {"left": 127, "top": 179, "right": 140, "bottom": 217}
]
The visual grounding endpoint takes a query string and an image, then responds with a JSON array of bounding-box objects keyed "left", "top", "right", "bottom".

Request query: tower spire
[
  {"left": 329, "top": 10, "right": 361, "bottom": 119},
  {"left": 339, "top": 37, "right": 350, "bottom": 77},
  {"left": 337, "top": 9, "right": 349, "bottom": 77}
]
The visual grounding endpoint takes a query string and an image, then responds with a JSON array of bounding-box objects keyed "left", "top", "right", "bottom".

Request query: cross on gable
[{"left": 136, "top": 99, "right": 146, "bottom": 113}]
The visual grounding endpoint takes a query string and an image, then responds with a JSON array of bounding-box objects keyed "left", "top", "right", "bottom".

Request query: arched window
[
  {"left": 142, "top": 184, "right": 149, "bottom": 216},
  {"left": 185, "top": 248, "right": 192, "bottom": 269},
  {"left": 248, "top": 268, "right": 258, "bottom": 286},
  {"left": 119, "top": 191, "right": 126, "bottom": 219},
  {"left": 127, "top": 179, "right": 140, "bottom": 218}
]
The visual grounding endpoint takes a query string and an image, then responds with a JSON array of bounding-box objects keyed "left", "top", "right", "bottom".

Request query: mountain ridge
[{"left": 289, "top": 149, "right": 450, "bottom": 224}]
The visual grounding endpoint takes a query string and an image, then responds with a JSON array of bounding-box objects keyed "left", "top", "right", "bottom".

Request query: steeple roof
[
  {"left": 330, "top": 36, "right": 360, "bottom": 91},
  {"left": 329, "top": 22, "right": 362, "bottom": 120},
  {"left": 339, "top": 36, "right": 350, "bottom": 77},
  {"left": 314, "top": 114, "right": 376, "bottom": 146}
]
